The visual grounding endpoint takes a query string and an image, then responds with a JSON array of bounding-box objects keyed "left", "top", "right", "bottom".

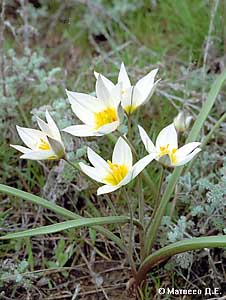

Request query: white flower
[
  {"left": 95, "top": 62, "right": 160, "bottom": 115},
  {"left": 11, "top": 111, "right": 65, "bottom": 160},
  {"left": 138, "top": 123, "right": 201, "bottom": 167},
  {"left": 79, "top": 137, "right": 155, "bottom": 195},
  {"left": 174, "top": 111, "right": 193, "bottom": 133},
  {"left": 63, "top": 75, "right": 122, "bottom": 137}
]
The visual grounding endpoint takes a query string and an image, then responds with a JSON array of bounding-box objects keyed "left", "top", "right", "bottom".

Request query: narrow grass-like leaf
[
  {"left": 0, "top": 184, "right": 80, "bottom": 219},
  {"left": 137, "top": 235, "right": 226, "bottom": 284},
  {"left": 0, "top": 216, "right": 139, "bottom": 239},
  {"left": 144, "top": 70, "right": 226, "bottom": 256},
  {"left": 0, "top": 184, "right": 125, "bottom": 250}
]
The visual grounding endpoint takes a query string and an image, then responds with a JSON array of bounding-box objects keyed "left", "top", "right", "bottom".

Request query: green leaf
[
  {"left": 0, "top": 184, "right": 125, "bottom": 250},
  {"left": 0, "top": 216, "right": 138, "bottom": 239},
  {"left": 0, "top": 184, "right": 80, "bottom": 220},
  {"left": 144, "top": 70, "right": 226, "bottom": 256},
  {"left": 137, "top": 235, "right": 226, "bottom": 284}
]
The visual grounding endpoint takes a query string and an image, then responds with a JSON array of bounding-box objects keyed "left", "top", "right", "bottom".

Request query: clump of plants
[{"left": 1, "top": 62, "right": 226, "bottom": 298}]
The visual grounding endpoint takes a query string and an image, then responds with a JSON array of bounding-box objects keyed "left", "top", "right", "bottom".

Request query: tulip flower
[
  {"left": 95, "top": 62, "right": 160, "bottom": 115},
  {"left": 138, "top": 123, "right": 201, "bottom": 167},
  {"left": 174, "top": 111, "right": 193, "bottom": 133},
  {"left": 63, "top": 75, "right": 122, "bottom": 137},
  {"left": 79, "top": 137, "right": 155, "bottom": 195},
  {"left": 11, "top": 111, "right": 65, "bottom": 160}
]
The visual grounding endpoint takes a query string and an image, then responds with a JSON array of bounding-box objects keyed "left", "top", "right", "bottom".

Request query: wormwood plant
[{"left": 0, "top": 63, "right": 226, "bottom": 297}]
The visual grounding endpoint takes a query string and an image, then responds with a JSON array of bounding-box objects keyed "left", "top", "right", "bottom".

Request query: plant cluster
[{"left": 1, "top": 60, "right": 226, "bottom": 297}]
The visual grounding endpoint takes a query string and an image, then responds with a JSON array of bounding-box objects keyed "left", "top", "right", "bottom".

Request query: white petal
[
  {"left": 16, "top": 126, "right": 48, "bottom": 150},
  {"left": 45, "top": 110, "right": 62, "bottom": 141},
  {"left": 79, "top": 162, "right": 104, "bottom": 183},
  {"left": 121, "top": 86, "right": 143, "bottom": 110},
  {"left": 10, "top": 144, "right": 31, "bottom": 153},
  {"left": 138, "top": 125, "right": 156, "bottom": 154},
  {"left": 36, "top": 117, "right": 52, "bottom": 138},
  {"left": 97, "top": 184, "right": 121, "bottom": 195},
  {"left": 130, "top": 153, "right": 155, "bottom": 180},
  {"left": 141, "top": 79, "right": 161, "bottom": 105},
  {"left": 175, "top": 142, "right": 201, "bottom": 158},
  {"left": 96, "top": 121, "right": 119, "bottom": 135},
  {"left": 96, "top": 75, "right": 111, "bottom": 107},
  {"left": 135, "top": 68, "right": 158, "bottom": 102},
  {"left": 63, "top": 125, "right": 99, "bottom": 137},
  {"left": 156, "top": 123, "right": 178, "bottom": 151},
  {"left": 109, "top": 82, "right": 122, "bottom": 107},
  {"left": 66, "top": 89, "right": 103, "bottom": 113},
  {"left": 112, "top": 137, "right": 132, "bottom": 168},
  {"left": 118, "top": 62, "right": 131, "bottom": 89},
  {"left": 87, "top": 147, "right": 110, "bottom": 174},
  {"left": 20, "top": 150, "right": 56, "bottom": 160},
  {"left": 94, "top": 71, "right": 115, "bottom": 91},
  {"left": 71, "top": 102, "right": 95, "bottom": 126},
  {"left": 173, "top": 148, "right": 201, "bottom": 166}
]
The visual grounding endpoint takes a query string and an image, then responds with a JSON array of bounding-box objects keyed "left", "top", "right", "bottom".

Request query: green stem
[
  {"left": 144, "top": 167, "right": 183, "bottom": 255},
  {"left": 138, "top": 175, "right": 145, "bottom": 261},
  {"left": 124, "top": 188, "right": 137, "bottom": 278},
  {"left": 145, "top": 166, "right": 164, "bottom": 235}
]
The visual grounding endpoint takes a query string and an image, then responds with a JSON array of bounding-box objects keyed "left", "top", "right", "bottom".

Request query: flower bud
[{"left": 174, "top": 111, "right": 193, "bottom": 133}]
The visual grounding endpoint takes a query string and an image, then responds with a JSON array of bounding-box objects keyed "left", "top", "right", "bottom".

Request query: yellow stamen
[
  {"left": 124, "top": 105, "right": 137, "bottom": 115},
  {"left": 159, "top": 144, "right": 178, "bottom": 165},
  {"left": 94, "top": 107, "right": 117, "bottom": 130},
  {"left": 38, "top": 138, "right": 51, "bottom": 150},
  {"left": 104, "top": 160, "right": 128, "bottom": 185}
]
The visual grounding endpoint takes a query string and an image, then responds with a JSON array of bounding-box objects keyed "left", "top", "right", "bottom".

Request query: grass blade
[
  {"left": 0, "top": 184, "right": 126, "bottom": 250},
  {"left": 0, "top": 216, "right": 139, "bottom": 239},
  {"left": 137, "top": 235, "right": 226, "bottom": 284}
]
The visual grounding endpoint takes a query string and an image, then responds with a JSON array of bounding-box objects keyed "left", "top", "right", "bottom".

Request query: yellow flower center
[
  {"left": 38, "top": 138, "right": 51, "bottom": 150},
  {"left": 159, "top": 144, "right": 177, "bottom": 165},
  {"left": 94, "top": 107, "right": 117, "bottom": 130},
  {"left": 103, "top": 160, "right": 129, "bottom": 185},
  {"left": 124, "top": 105, "right": 137, "bottom": 115}
]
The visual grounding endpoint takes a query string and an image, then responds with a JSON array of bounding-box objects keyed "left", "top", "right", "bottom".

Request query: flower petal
[
  {"left": 36, "top": 117, "right": 52, "bottom": 138},
  {"left": 10, "top": 145, "right": 31, "bottom": 153},
  {"left": 79, "top": 162, "right": 104, "bottom": 183},
  {"left": 109, "top": 82, "right": 122, "bottom": 107},
  {"left": 173, "top": 148, "right": 201, "bottom": 166},
  {"left": 112, "top": 137, "right": 132, "bottom": 168},
  {"left": 96, "top": 75, "right": 111, "bottom": 107},
  {"left": 156, "top": 123, "right": 178, "bottom": 151},
  {"left": 96, "top": 121, "right": 119, "bottom": 135},
  {"left": 135, "top": 68, "right": 158, "bottom": 103},
  {"left": 45, "top": 110, "right": 62, "bottom": 142},
  {"left": 16, "top": 126, "right": 48, "bottom": 150},
  {"left": 141, "top": 79, "right": 161, "bottom": 105},
  {"left": 130, "top": 153, "right": 155, "bottom": 180},
  {"left": 118, "top": 62, "right": 131, "bottom": 90},
  {"left": 70, "top": 101, "right": 95, "bottom": 126},
  {"left": 87, "top": 147, "right": 110, "bottom": 174},
  {"left": 66, "top": 89, "right": 102, "bottom": 113},
  {"left": 121, "top": 86, "right": 143, "bottom": 112},
  {"left": 94, "top": 71, "right": 115, "bottom": 91},
  {"left": 138, "top": 125, "right": 156, "bottom": 154},
  {"left": 97, "top": 184, "right": 121, "bottom": 195},
  {"left": 20, "top": 150, "right": 56, "bottom": 160},
  {"left": 63, "top": 125, "right": 100, "bottom": 137},
  {"left": 175, "top": 142, "right": 201, "bottom": 158}
]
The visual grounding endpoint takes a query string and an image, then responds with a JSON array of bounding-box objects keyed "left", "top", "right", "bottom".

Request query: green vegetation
[{"left": 0, "top": 1, "right": 225, "bottom": 299}]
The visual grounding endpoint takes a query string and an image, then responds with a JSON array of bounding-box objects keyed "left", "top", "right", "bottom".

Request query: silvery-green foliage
[
  {"left": 0, "top": 48, "right": 61, "bottom": 136},
  {"left": 175, "top": 252, "right": 194, "bottom": 269},
  {"left": 0, "top": 259, "right": 31, "bottom": 287}
]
